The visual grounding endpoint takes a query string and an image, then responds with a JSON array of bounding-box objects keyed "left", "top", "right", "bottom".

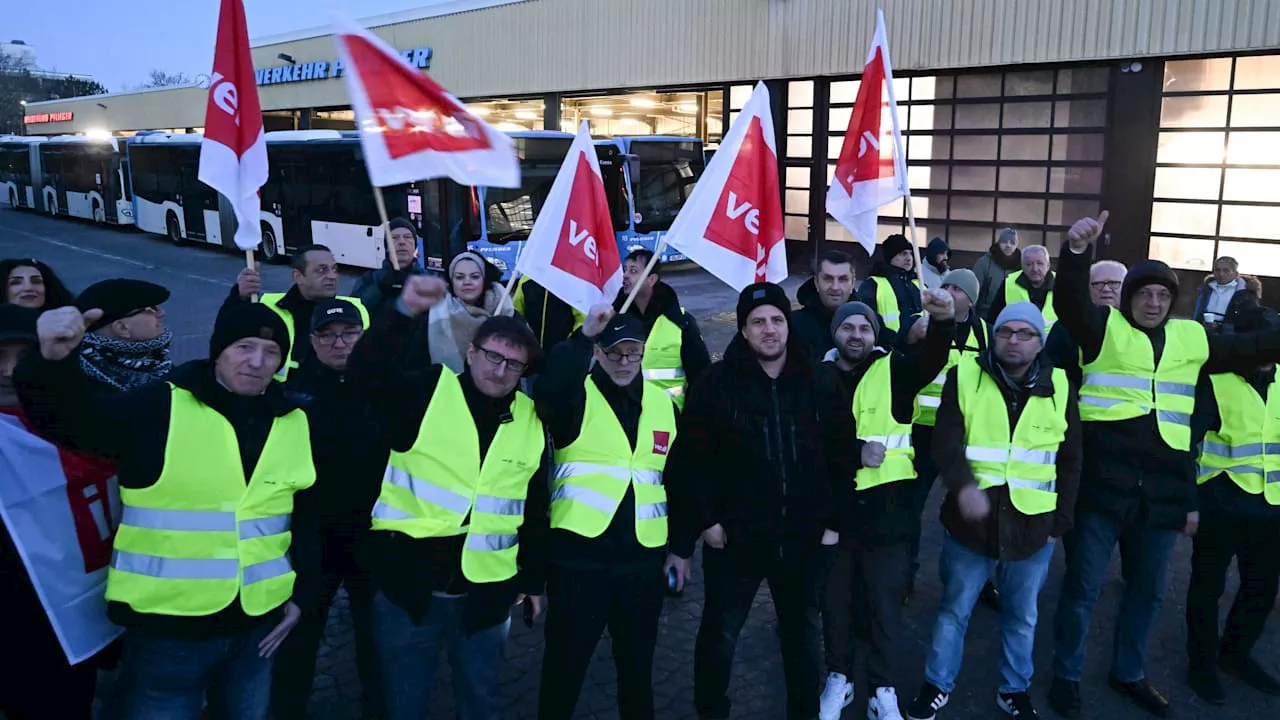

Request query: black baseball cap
[
  {"left": 311, "top": 299, "right": 363, "bottom": 331},
  {"left": 0, "top": 304, "right": 38, "bottom": 345},
  {"left": 595, "top": 313, "right": 647, "bottom": 349},
  {"left": 77, "top": 279, "right": 169, "bottom": 332}
]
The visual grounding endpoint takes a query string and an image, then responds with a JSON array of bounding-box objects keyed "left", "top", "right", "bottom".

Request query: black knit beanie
[
  {"left": 736, "top": 282, "right": 792, "bottom": 330},
  {"left": 881, "top": 233, "right": 912, "bottom": 262},
  {"left": 209, "top": 303, "right": 291, "bottom": 363},
  {"left": 387, "top": 217, "right": 416, "bottom": 235}
]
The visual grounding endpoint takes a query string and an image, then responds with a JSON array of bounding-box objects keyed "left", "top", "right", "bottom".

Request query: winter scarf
[
  {"left": 425, "top": 287, "right": 514, "bottom": 373},
  {"left": 79, "top": 330, "right": 174, "bottom": 392},
  {"left": 988, "top": 241, "right": 1022, "bottom": 272}
]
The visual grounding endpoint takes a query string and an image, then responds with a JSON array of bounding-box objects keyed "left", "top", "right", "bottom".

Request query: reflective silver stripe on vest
[
  {"left": 384, "top": 466, "right": 473, "bottom": 516},
  {"left": 965, "top": 446, "right": 1057, "bottom": 465},
  {"left": 243, "top": 556, "right": 292, "bottom": 585},
  {"left": 466, "top": 532, "right": 518, "bottom": 551},
  {"left": 643, "top": 368, "right": 686, "bottom": 380},
  {"left": 552, "top": 462, "right": 662, "bottom": 485},
  {"left": 239, "top": 514, "right": 291, "bottom": 539},
  {"left": 860, "top": 434, "right": 912, "bottom": 449},
  {"left": 1271, "top": 471, "right": 1280, "bottom": 485},
  {"left": 1009, "top": 477, "right": 1056, "bottom": 493},
  {"left": 473, "top": 495, "right": 525, "bottom": 516},
  {"left": 1155, "top": 381, "right": 1196, "bottom": 397},
  {"left": 1201, "top": 441, "right": 1280, "bottom": 459},
  {"left": 932, "top": 372, "right": 948, "bottom": 385},
  {"left": 1082, "top": 372, "right": 1151, "bottom": 390},
  {"left": 371, "top": 500, "right": 415, "bottom": 521},
  {"left": 1079, "top": 395, "right": 1126, "bottom": 409},
  {"left": 120, "top": 506, "right": 236, "bottom": 533},
  {"left": 1157, "top": 409, "right": 1191, "bottom": 427},
  {"left": 111, "top": 549, "right": 238, "bottom": 580},
  {"left": 633, "top": 470, "right": 663, "bottom": 485},
  {"left": 917, "top": 395, "right": 942, "bottom": 409},
  {"left": 883, "top": 312, "right": 900, "bottom": 323},
  {"left": 550, "top": 483, "right": 618, "bottom": 513},
  {"left": 637, "top": 502, "right": 668, "bottom": 520}
]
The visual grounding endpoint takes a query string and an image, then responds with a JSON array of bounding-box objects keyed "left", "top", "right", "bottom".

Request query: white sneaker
[
  {"left": 819, "top": 672, "right": 854, "bottom": 720},
  {"left": 868, "top": 686, "right": 904, "bottom": 720}
]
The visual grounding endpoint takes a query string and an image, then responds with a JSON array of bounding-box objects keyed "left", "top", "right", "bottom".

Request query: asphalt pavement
[{"left": 2, "top": 209, "right": 1279, "bottom": 719}]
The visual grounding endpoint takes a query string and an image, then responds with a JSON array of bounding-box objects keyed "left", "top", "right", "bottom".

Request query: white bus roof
[
  {"left": 265, "top": 130, "right": 347, "bottom": 143},
  {"left": 128, "top": 132, "right": 203, "bottom": 145},
  {"left": 43, "top": 135, "right": 120, "bottom": 151},
  {"left": 0, "top": 135, "right": 47, "bottom": 145},
  {"left": 508, "top": 130, "right": 573, "bottom": 140}
]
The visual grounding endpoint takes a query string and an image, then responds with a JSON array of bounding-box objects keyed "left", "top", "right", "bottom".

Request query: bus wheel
[
  {"left": 166, "top": 212, "right": 184, "bottom": 246},
  {"left": 259, "top": 223, "right": 283, "bottom": 264},
  {"left": 92, "top": 200, "right": 104, "bottom": 223}
]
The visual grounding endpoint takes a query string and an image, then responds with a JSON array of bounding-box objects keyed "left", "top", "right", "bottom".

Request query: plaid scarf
[{"left": 79, "top": 331, "right": 174, "bottom": 392}]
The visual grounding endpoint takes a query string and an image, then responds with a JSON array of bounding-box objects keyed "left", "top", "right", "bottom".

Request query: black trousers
[
  {"left": 538, "top": 564, "right": 665, "bottom": 720},
  {"left": 694, "top": 545, "right": 826, "bottom": 720},
  {"left": 822, "top": 545, "right": 855, "bottom": 676},
  {"left": 828, "top": 542, "right": 911, "bottom": 689},
  {"left": 1185, "top": 510, "right": 1280, "bottom": 667},
  {"left": 0, "top": 642, "right": 98, "bottom": 719},
  {"left": 909, "top": 424, "right": 939, "bottom": 581},
  {"left": 271, "top": 536, "right": 382, "bottom": 720}
]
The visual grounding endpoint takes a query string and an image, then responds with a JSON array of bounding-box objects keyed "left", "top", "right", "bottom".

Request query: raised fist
[
  {"left": 236, "top": 267, "right": 262, "bottom": 300},
  {"left": 922, "top": 288, "right": 955, "bottom": 321},
  {"left": 1066, "top": 210, "right": 1109, "bottom": 254},
  {"left": 399, "top": 274, "right": 448, "bottom": 316},
  {"left": 37, "top": 306, "right": 103, "bottom": 361},
  {"left": 582, "top": 303, "right": 616, "bottom": 339}
]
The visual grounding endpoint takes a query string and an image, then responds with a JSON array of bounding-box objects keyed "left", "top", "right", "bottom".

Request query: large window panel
[
  {"left": 1153, "top": 167, "right": 1222, "bottom": 200},
  {"left": 1000, "top": 134, "right": 1051, "bottom": 161},
  {"left": 1150, "top": 201, "right": 1220, "bottom": 237},
  {"left": 954, "top": 104, "right": 1001, "bottom": 129},
  {"left": 997, "top": 197, "right": 1047, "bottom": 225},
  {"left": 785, "top": 215, "right": 808, "bottom": 242},
  {"left": 1052, "top": 133, "right": 1105, "bottom": 162},
  {"left": 1226, "top": 131, "right": 1280, "bottom": 165},
  {"left": 1223, "top": 168, "right": 1280, "bottom": 202},
  {"left": 1002, "top": 101, "right": 1053, "bottom": 129},
  {"left": 785, "top": 189, "right": 809, "bottom": 215},
  {"left": 1231, "top": 94, "right": 1280, "bottom": 127},
  {"left": 999, "top": 166, "right": 1048, "bottom": 193},
  {"left": 1156, "top": 132, "right": 1225, "bottom": 164},
  {"left": 1234, "top": 55, "right": 1280, "bottom": 90},
  {"left": 1220, "top": 205, "right": 1280, "bottom": 241},
  {"left": 1164, "top": 58, "right": 1232, "bottom": 93},
  {"left": 1150, "top": 235, "right": 1217, "bottom": 271},
  {"left": 956, "top": 73, "right": 1003, "bottom": 98},
  {"left": 951, "top": 166, "right": 997, "bottom": 192},
  {"left": 1005, "top": 70, "right": 1055, "bottom": 96},
  {"left": 952, "top": 135, "right": 999, "bottom": 160},
  {"left": 1160, "top": 95, "right": 1229, "bottom": 128},
  {"left": 785, "top": 166, "right": 810, "bottom": 189},
  {"left": 950, "top": 196, "right": 995, "bottom": 222}
]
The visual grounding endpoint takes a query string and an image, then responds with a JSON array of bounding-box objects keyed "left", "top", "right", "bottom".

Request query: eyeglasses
[
  {"left": 995, "top": 328, "right": 1040, "bottom": 342},
  {"left": 477, "top": 347, "right": 527, "bottom": 374},
  {"left": 313, "top": 329, "right": 363, "bottom": 346},
  {"left": 603, "top": 349, "right": 644, "bottom": 364},
  {"left": 1090, "top": 280, "right": 1122, "bottom": 290}
]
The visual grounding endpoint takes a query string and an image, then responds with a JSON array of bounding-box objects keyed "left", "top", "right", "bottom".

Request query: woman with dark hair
[
  {"left": 1, "top": 259, "right": 76, "bottom": 311},
  {"left": 421, "top": 251, "right": 517, "bottom": 373}
]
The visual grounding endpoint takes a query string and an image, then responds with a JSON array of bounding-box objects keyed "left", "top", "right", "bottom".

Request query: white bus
[
  {"left": 38, "top": 135, "right": 134, "bottom": 225},
  {"left": 0, "top": 136, "right": 46, "bottom": 211},
  {"left": 126, "top": 133, "right": 223, "bottom": 246}
]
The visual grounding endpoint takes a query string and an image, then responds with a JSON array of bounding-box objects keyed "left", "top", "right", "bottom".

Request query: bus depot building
[{"left": 21, "top": 0, "right": 1280, "bottom": 305}]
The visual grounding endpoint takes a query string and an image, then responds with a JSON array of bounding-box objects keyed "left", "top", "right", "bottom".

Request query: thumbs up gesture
[
  {"left": 37, "top": 306, "right": 102, "bottom": 361},
  {"left": 1066, "top": 210, "right": 1109, "bottom": 254},
  {"left": 399, "top": 274, "right": 448, "bottom": 317}
]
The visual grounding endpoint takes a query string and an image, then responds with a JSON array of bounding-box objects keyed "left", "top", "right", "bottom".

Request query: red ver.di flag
[
  {"left": 0, "top": 412, "right": 122, "bottom": 664},
  {"left": 826, "top": 9, "right": 908, "bottom": 254},
  {"left": 198, "top": 0, "right": 267, "bottom": 252},
  {"left": 511, "top": 121, "right": 622, "bottom": 313},
  {"left": 664, "top": 82, "right": 785, "bottom": 291},
  {"left": 332, "top": 15, "right": 519, "bottom": 188}
]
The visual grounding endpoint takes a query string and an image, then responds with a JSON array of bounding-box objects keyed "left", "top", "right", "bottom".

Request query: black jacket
[
  {"left": 351, "top": 260, "right": 426, "bottom": 320},
  {"left": 988, "top": 271, "right": 1055, "bottom": 325},
  {"left": 827, "top": 315, "right": 954, "bottom": 546},
  {"left": 1053, "top": 245, "right": 1280, "bottom": 530},
  {"left": 614, "top": 280, "right": 712, "bottom": 385},
  {"left": 670, "top": 331, "right": 858, "bottom": 568},
  {"left": 1191, "top": 367, "right": 1280, "bottom": 519},
  {"left": 791, "top": 277, "right": 839, "bottom": 359},
  {"left": 1044, "top": 322, "right": 1083, "bottom": 387},
  {"left": 515, "top": 277, "right": 582, "bottom": 352},
  {"left": 223, "top": 284, "right": 317, "bottom": 380},
  {"left": 933, "top": 350, "right": 1083, "bottom": 561},
  {"left": 534, "top": 332, "right": 692, "bottom": 572},
  {"left": 857, "top": 261, "right": 923, "bottom": 349},
  {"left": 348, "top": 307, "right": 550, "bottom": 633},
  {"left": 14, "top": 357, "right": 323, "bottom": 638}
]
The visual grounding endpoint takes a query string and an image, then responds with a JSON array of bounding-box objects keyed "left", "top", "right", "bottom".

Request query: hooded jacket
[
  {"left": 987, "top": 269, "right": 1056, "bottom": 325},
  {"left": 791, "top": 277, "right": 843, "bottom": 359},
  {"left": 351, "top": 259, "right": 426, "bottom": 320},
  {"left": 933, "top": 349, "right": 1083, "bottom": 560},
  {"left": 922, "top": 237, "right": 950, "bottom": 290},
  {"left": 856, "top": 259, "right": 924, "bottom": 348},
  {"left": 613, "top": 279, "right": 712, "bottom": 385},
  {"left": 1192, "top": 275, "right": 1248, "bottom": 323},
  {"left": 1054, "top": 246, "right": 1280, "bottom": 530},
  {"left": 972, "top": 242, "right": 1023, "bottom": 320}
]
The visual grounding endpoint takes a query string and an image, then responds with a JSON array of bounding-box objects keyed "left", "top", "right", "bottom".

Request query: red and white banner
[
  {"left": 198, "top": 0, "right": 268, "bottom": 253},
  {"left": 664, "top": 82, "right": 785, "bottom": 291},
  {"left": 826, "top": 9, "right": 908, "bottom": 254},
  {"left": 0, "top": 412, "right": 122, "bottom": 664},
  {"left": 332, "top": 16, "right": 519, "bottom": 189},
  {"left": 511, "top": 121, "right": 621, "bottom": 313}
]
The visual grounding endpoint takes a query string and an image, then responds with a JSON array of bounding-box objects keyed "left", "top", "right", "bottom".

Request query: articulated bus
[
  {"left": 595, "top": 135, "right": 705, "bottom": 263},
  {"left": 39, "top": 136, "right": 134, "bottom": 225},
  {"left": 0, "top": 136, "right": 46, "bottom": 210}
]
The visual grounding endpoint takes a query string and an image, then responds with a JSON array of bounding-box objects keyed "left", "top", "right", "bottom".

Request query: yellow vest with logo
[
  {"left": 106, "top": 386, "right": 315, "bottom": 617},
  {"left": 1078, "top": 308, "right": 1208, "bottom": 450},
  {"left": 874, "top": 277, "right": 922, "bottom": 332},
  {"left": 551, "top": 378, "right": 675, "bottom": 547},
  {"left": 914, "top": 319, "right": 988, "bottom": 427},
  {"left": 957, "top": 359, "right": 1068, "bottom": 516},
  {"left": 1197, "top": 372, "right": 1280, "bottom": 505},
  {"left": 853, "top": 355, "right": 916, "bottom": 490},
  {"left": 641, "top": 313, "right": 687, "bottom": 410},
  {"left": 371, "top": 371, "right": 544, "bottom": 583},
  {"left": 260, "top": 292, "right": 370, "bottom": 382},
  {"left": 1004, "top": 271, "right": 1058, "bottom": 331}
]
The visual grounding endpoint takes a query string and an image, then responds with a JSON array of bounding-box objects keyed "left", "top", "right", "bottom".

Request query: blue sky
[{"left": 7, "top": 0, "right": 440, "bottom": 91}]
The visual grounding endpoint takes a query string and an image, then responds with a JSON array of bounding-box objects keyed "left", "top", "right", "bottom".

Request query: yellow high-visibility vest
[
  {"left": 1197, "top": 372, "right": 1280, "bottom": 505},
  {"left": 874, "top": 277, "right": 922, "bottom": 332},
  {"left": 371, "top": 370, "right": 544, "bottom": 583},
  {"left": 550, "top": 378, "right": 675, "bottom": 547},
  {"left": 853, "top": 355, "right": 916, "bottom": 490},
  {"left": 1078, "top": 308, "right": 1208, "bottom": 450},
  {"left": 260, "top": 292, "right": 370, "bottom": 382},
  {"left": 914, "top": 319, "right": 988, "bottom": 427},
  {"left": 106, "top": 386, "right": 315, "bottom": 616},
  {"left": 640, "top": 313, "right": 687, "bottom": 410},
  {"left": 957, "top": 358, "right": 1068, "bottom": 516},
  {"left": 1004, "top": 271, "right": 1059, "bottom": 331}
]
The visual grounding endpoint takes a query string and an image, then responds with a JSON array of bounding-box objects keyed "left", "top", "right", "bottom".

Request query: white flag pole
[
  {"left": 371, "top": 186, "right": 402, "bottom": 271},
  {"left": 877, "top": 9, "right": 925, "bottom": 291}
]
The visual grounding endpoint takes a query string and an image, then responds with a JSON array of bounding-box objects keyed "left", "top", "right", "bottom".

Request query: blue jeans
[
  {"left": 371, "top": 591, "right": 509, "bottom": 720},
  {"left": 925, "top": 534, "right": 1055, "bottom": 694},
  {"left": 114, "top": 622, "right": 275, "bottom": 720},
  {"left": 1052, "top": 510, "right": 1179, "bottom": 683}
]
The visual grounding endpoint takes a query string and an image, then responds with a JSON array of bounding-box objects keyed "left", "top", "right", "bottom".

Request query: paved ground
[{"left": 3, "top": 210, "right": 1280, "bottom": 719}]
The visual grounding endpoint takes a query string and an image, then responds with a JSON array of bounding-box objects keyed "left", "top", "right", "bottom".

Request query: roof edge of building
[
  {"left": 23, "top": 83, "right": 203, "bottom": 109},
  {"left": 250, "top": 0, "right": 533, "bottom": 47}
]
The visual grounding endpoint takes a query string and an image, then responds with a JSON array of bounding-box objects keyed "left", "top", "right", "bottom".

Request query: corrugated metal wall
[{"left": 25, "top": 0, "right": 1280, "bottom": 133}]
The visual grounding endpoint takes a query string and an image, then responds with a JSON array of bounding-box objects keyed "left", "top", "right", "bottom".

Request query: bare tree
[
  {"left": 141, "top": 69, "right": 193, "bottom": 88},
  {"left": 0, "top": 49, "right": 107, "bottom": 135}
]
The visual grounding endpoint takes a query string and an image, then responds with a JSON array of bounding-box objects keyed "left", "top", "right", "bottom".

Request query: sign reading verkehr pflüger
[{"left": 256, "top": 47, "right": 432, "bottom": 86}]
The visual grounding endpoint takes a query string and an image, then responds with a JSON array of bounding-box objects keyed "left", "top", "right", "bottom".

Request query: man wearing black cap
[
  {"left": 16, "top": 302, "right": 324, "bottom": 719},
  {"left": 532, "top": 303, "right": 691, "bottom": 720},
  {"left": 1047, "top": 213, "right": 1280, "bottom": 719},
  {"left": 75, "top": 278, "right": 172, "bottom": 393},
  {"left": 857, "top": 233, "right": 923, "bottom": 346},
  {"left": 677, "top": 282, "right": 857, "bottom": 720},
  {"left": 352, "top": 217, "right": 426, "bottom": 318},
  {"left": 270, "top": 298, "right": 386, "bottom": 720}
]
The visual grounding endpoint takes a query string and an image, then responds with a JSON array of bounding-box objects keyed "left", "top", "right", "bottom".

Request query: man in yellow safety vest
[
  {"left": 532, "top": 304, "right": 691, "bottom": 720},
  {"left": 988, "top": 245, "right": 1056, "bottom": 330},
  {"left": 347, "top": 274, "right": 550, "bottom": 720},
  {"left": 18, "top": 302, "right": 323, "bottom": 719},
  {"left": 905, "top": 301, "right": 1082, "bottom": 720},
  {"left": 856, "top": 232, "right": 922, "bottom": 347},
  {"left": 614, "top": 249, "right": 710, "bottom": 410}
]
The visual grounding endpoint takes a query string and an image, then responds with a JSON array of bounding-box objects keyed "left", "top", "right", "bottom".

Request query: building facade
[{"left": 20, "top": 0, "right": 1280, "bottom": 300}]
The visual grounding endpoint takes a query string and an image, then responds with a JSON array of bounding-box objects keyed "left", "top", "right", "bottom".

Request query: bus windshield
[
  {"left": 482, "top": 136, "right": 573, "bottom": 242},
  {"left": 630, "top": 140, "right": 704, "bottom": 233}
]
